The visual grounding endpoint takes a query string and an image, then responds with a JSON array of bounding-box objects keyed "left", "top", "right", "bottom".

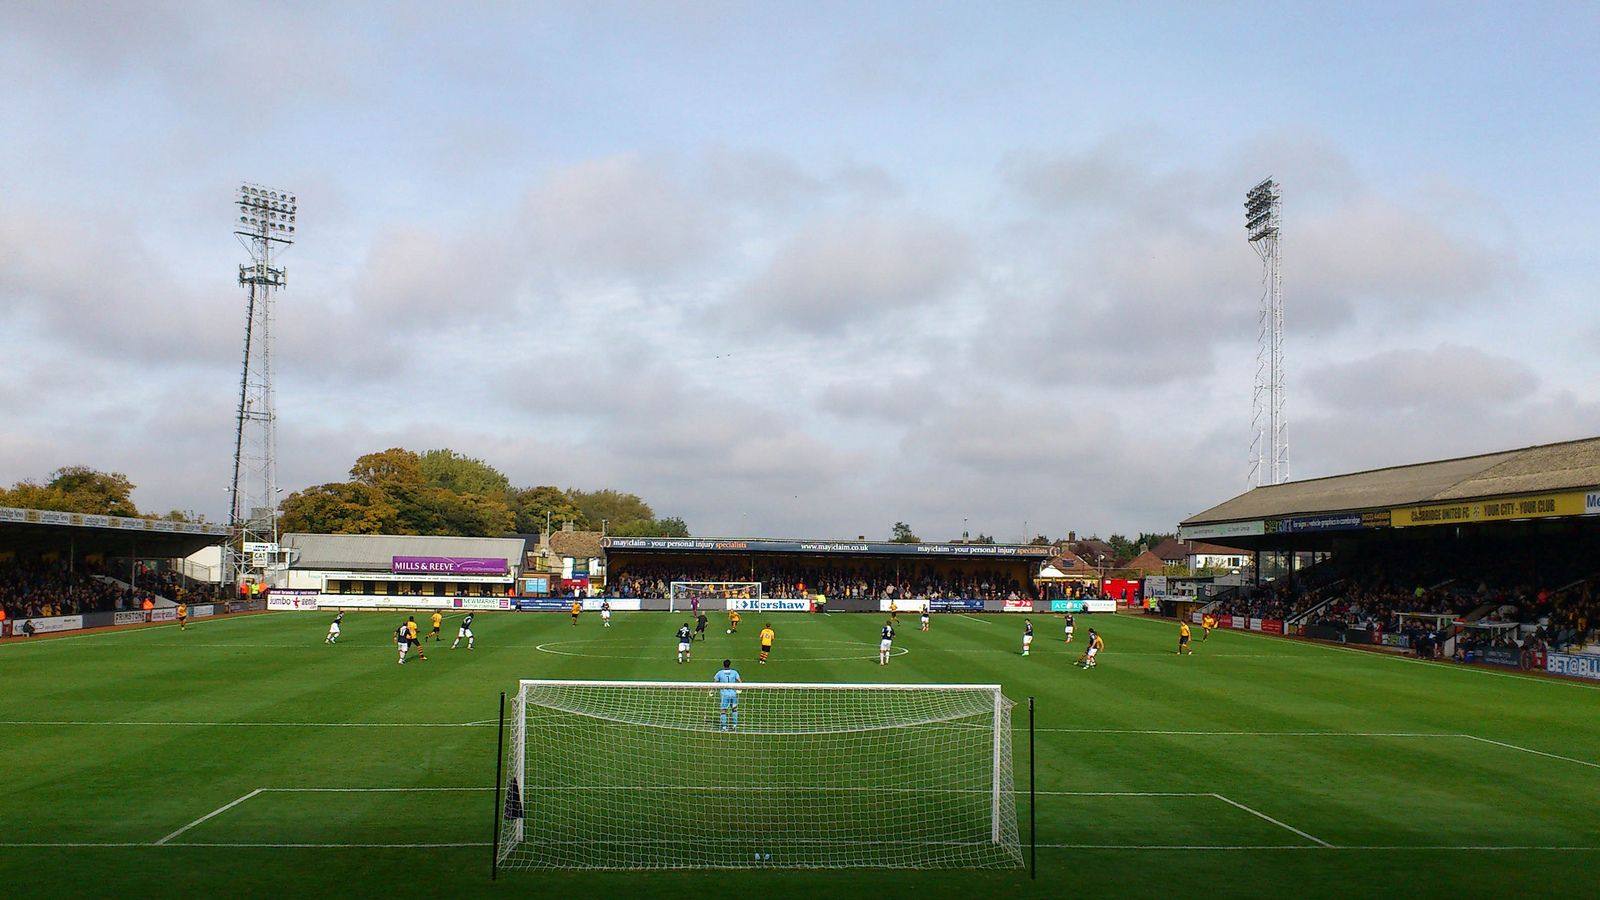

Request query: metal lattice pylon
[
  {"left": 227, "top": 184, "right": 296, "bottom": 586},
  {"left": 1245, "top": 178, "right": 1287, "bottom": 487}
]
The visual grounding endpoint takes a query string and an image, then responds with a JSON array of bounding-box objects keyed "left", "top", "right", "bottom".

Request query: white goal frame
[
  {"left": 667, "top": 580, "right": 763, "bottom": 612},
  {"left": 497, "top": 679, "right": 1020, "bottom": 871}
]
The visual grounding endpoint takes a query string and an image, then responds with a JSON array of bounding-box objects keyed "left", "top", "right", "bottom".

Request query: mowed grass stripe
[{"left": 2, "top": 610, "right": 1598, "bottom": 899}]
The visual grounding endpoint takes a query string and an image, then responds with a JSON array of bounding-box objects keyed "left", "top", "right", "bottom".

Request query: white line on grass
[
  {"left": 1210, "top": 793, "right": 1332, "bottom": 847},
  {"left": 1459, "top": 735, "right": 1600, "bottom": 770},
  {"left": 0, "top": 720, "right": 494, "bottom": 728},
  {"left": 156, "top": 789, "right": 262, "bottom": 845},
  {"left": 170, "top": 841, "right": 494, "bottom": 848},
  {"left": 955, "top": 614, "right": 989, "bottom": 624},
  {"left": 1033, "top": 844, "right": 1600, "bottom": 851},
  {"left": 1027, "top": 728, "right": 1450, "bottom": 737}
]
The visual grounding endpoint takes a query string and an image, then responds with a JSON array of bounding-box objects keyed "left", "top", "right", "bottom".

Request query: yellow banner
[{"left": 1392, "top": 491, "right": 1591, "bottom": 528}]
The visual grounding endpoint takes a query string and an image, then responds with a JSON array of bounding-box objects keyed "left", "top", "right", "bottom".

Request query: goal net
[
  {"left": 668, "top": 581, "right": 763, "bottom": 611},
  {"left": 497, "top": 680, "right": 1020, "bottom": 871}
]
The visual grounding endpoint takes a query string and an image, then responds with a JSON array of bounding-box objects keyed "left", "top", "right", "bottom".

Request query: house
[
  {"left": 1148, "top": 538, "right": 1250, "bottom": 573},
  {"left": 1122, "top": 550, "right": 1166, "bottom": 575},
  {"left": 537, "top": 525, "right": 606, "bottom": 595}
]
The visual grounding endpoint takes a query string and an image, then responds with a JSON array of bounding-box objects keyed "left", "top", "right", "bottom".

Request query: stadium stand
[
  {"left": 609, "top": 561, "right": 1035, "bottom": 602},
  {"left": 1182, "top": 436, "right": 1600, "bottom": 665}
]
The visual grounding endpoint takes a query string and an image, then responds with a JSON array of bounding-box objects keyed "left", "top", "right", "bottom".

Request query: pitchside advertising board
[
  {"left": 1051, "top": 599, "right": 1116, "bottom": 613},
  {"left": 298, "top": 595, "right": 512, "bottom": 611},
  {"left": 267, "top": 589, "right": 321, "bottom": 611},
  {"left": 1186, "top": 613, "right": 1285, "bottom": 635},
  {"left": 13, "top": 615, "right": 85, "bottom": 635},
  {"left": 930, "top": 599, "right": 984, "bottom": 612},
  {"left": 729, "top": 597, "right": 813, "bottom": 612},
  {"left": 1546, "top": 652, "right": 1600, "bottom": 681}
]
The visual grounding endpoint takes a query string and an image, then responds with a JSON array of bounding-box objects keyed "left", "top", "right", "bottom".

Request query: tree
[
  {"left": 1106, "top": 534, "right": 1135, "bottom": 561},
  {"left": 418, "top": 449, "right": 512, "bottom": 496},
  {"left": 280, "top": 482, "right": 401, "bottom": 534},
  {"left": 569, "top": 489, "right": 654, "bottom": 531},
  {"left": 1028, "top": 534, "right": 1052, "bottom": 546},
  {"left": 610, "top": 516, "right": 692, "bottom": 538},
  {"left": 890, "top": 522, "right": 920, "bottom": 543},
  {"left": 969, "top": 533, "right": 996, "bottom": 545},
  {"left": 0, "top": 466, "right": 140, "bottom": 516},
  {"left": 511, "top": 485, "right": 586, "bottom": 534},
  {"left": 277, "top": 448, "right": 684, "bottom": 539}
]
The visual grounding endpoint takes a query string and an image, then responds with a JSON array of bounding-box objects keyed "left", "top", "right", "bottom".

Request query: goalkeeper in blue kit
[{"left": 713, "top": 659, "right": 741, "bottom": 731}]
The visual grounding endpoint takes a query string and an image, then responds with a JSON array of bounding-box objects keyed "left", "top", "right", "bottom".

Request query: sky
[{"left": 2, "top": 1, "right": 1598, "bottom": 542}]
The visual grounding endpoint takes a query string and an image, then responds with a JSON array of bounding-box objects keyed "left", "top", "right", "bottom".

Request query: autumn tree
[{"left": 0, "top": 466, "right": 140, "bottom": 517}]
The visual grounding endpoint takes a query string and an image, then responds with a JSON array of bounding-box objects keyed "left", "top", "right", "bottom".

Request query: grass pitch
[{"left": 2, "top": 609, "right": 1598, "bottom": 898}]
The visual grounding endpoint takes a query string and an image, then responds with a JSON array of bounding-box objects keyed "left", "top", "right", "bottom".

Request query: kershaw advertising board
[{"left": 728, "top": 597, "right": 813, "bottom": 612}]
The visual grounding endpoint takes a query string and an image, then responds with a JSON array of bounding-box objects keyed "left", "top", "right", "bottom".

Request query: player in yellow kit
[
  {"left": 1178, "top": 621, "right": 1193, "bottom": 655},
  {"left": 176, "top": 603, "right": 188, "bottom": 631},
  {"left": 727, "top": 610, "right": 741, "bottom": 634},
  {"left": 758, "top": 624, "right": 775, "bottom": 664},
  {"left": 429, "top": 611, "right": 443, "bottom": 642},
  {"left": 571, "top": 599, "right": 581, "bottom": 625}
]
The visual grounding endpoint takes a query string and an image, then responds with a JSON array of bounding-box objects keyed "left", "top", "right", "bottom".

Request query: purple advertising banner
[{"left": 391, "top": 556, "right": 508, "bottom": 575}]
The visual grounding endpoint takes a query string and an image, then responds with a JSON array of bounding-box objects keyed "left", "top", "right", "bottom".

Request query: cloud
[
  {"left": 727, "top": 215, "right": 973, "bottom": 334},
  {"left": 522, "top": 153, "right": 720, "bottom": 283},
  {"left": 1304, "top": 343, "right": 1541, "bottom": 413}
]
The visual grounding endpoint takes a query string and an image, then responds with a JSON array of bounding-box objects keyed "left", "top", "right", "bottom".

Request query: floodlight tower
[
  {"left": 227, "top": 183, "right": 296, "bottom": 587},
  {"left": 1245, "top": 177, "right": 1287, "bottom": 487}
]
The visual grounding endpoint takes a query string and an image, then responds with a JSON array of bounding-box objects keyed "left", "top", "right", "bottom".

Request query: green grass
[{"left": 2, "top": 609, "right": 1598, "bottom": 898}]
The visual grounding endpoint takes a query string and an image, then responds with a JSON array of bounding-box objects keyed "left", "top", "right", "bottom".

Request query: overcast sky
[{"left": 2, "top": 1, "right": 1598, "bottom": 541}]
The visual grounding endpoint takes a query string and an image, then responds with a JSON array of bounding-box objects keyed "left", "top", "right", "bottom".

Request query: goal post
[
  {"left": 496, "top": 679, "right": 1021, "bottom": 871},
  {"left": 668, "top": 581, "right": 763, "bottom": 612}
]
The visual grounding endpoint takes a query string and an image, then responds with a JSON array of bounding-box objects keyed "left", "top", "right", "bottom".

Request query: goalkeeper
[{"left": 713, "top": 659, "right": 742, "bottom": 731}]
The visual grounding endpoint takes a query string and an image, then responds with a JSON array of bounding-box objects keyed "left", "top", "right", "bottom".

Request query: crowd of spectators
[
  {"left": 1209, "top": 535, "right": 1600, "bottom": 655},
  {"left": 1, "top": 559, "right": 219, "bottom": 621},
  {"left": 609, "top": 560, "right": 1035, "bottom": 602}
]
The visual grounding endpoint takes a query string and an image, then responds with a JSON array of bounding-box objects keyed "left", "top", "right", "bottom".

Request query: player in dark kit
[
  {"left": 451, "top": 613, "right": 475, "bottom": 649},
  {"left": 677, "top": 623, "right": 693, "bottom": 663},
  {"left": 695, "top": 612, "right": 709, "bottom": 641}
]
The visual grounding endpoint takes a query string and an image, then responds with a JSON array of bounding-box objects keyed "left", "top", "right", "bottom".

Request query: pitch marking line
[
  {"left": 156, "top": 789, "right": 262, "bottom": 845},
  {"left": 1460, "top": 734, "right": 1600, "bottom": 771},
  {"left": 1210, "top": 793, "right": 1331, "bottom": 847}
]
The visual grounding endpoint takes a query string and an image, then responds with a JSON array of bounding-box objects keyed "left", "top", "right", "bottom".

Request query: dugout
[
  {"left": 601, "top": 537, "right": 1052, "bottom": 612},
  {"left": 1178, "top": 436, "right": 1600, "bottom": 592}
]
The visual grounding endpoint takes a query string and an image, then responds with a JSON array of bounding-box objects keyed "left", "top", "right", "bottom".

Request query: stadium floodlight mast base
[
  {"left": 227, "top": 183, "right": 296, "bottom": 588},
  {"left": 496, "top": 679, "right": 1022, "bottom": 872},
  {"left": 1245, "top": 176, "right": 1287, "bottom": 488}
]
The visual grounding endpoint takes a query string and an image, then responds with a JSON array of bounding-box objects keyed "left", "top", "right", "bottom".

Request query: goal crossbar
[{"left": 519, "top": 679, "right": 1003, "bottom": 692}]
